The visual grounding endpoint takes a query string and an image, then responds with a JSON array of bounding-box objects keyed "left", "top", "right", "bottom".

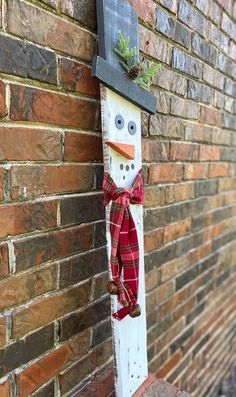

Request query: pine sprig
[
  {"left": 135, "top": 61, "right": 162, "bottom": 88},
  {"left": 114, "top": 31, "right": 161, "bottom": 88},
  {"left": 114, "top": 31, "right": 136, "bottom": 68}
]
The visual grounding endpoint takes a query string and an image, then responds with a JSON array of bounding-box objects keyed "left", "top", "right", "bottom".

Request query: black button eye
[
  {"left": 128, "top": 121, "right": 137, "bottom": 135},
  {"left": 115, "top": 114, "right": 124, "bottom": 129}
]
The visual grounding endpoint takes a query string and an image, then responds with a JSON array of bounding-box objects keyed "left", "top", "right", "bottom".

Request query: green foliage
[
  {"left": 114, "top": 31, "right": 161, "bottom": 88},
  {"left": 135, "top": 61, "right": 162, "bottom": 88},
  {"left": 114, "top": 31, "right": 137, "bottom": 69}
]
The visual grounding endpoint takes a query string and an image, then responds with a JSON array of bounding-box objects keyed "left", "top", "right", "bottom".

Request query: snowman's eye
[
  {"left": 128, "top": 121, "right": 137, "bottom": 135},
  {"left": 115, "top": 114, "right": 124, "bottom": 129}
]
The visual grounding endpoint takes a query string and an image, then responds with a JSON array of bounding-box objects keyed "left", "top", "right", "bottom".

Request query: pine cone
[{"left": 128, "top": 64, "right": 143, "bottom": 80}]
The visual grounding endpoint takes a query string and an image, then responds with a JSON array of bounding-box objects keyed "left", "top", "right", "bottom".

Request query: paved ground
[
  {"left": 76, "top": 369, "right": 191, "bottom": 397},
  {"left": 76, "top": 363, "right": 236, "bottom": 397}
]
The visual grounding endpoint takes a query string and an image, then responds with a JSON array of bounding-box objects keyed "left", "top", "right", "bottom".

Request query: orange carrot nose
[{"left": 106, "top": 141, "right": 135, "bottom": 160}]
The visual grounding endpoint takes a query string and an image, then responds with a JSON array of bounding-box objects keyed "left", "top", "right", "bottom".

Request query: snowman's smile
[{"left": 105, "top": 141, "right": 135, "bottom": 160}]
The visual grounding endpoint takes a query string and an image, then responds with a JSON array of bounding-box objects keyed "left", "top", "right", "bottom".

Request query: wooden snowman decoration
[{"left": 92, "top": 1, "right": 156, "bottom": 396}]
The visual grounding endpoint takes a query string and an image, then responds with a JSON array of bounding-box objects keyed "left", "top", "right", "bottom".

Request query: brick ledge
[
  {"left": 133, "top": 375, "right": 191, "bottom": 397},
  {"left": 75, "top": 367, "right": 192, "bottom": 397}
]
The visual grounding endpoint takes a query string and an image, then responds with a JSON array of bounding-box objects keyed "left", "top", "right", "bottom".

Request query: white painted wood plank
[{"left": 100, "top": 85, "right": 148, "bottom": 397}]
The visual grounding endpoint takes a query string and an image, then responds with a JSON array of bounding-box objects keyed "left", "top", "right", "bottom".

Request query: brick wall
[
  {"left": 0, "top": 0, "right": 111, "bottom": 396},
  {"left": 138, "top": 1, "right": 236, "bottom": 396},
  {"left": 0, "top": 0, "right": 236, "bottom": 397}
]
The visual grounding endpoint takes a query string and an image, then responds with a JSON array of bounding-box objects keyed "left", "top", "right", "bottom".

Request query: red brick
[
  {"left": 203, "top": 64, "right": 224, "bottom": 90},
  {"left": 133, "top": 374, "right": 156, "bottom": 397},
  {"left": 194, "top": 0, "right": 210, "bottom": 16},
  {"left": 209, "top": 1, "right": 221, "bottom": 25},
  {"left": 0, "top": 168, "right": 3, "bottom": 201},
  {"left": 153, "top": 67, "right": 187, "bottom": 96},
  {"left": 184, "top": 163, "right": 208, "bottom": 180},
  {"left": 229, "top": 164, "right": 236, "bottom": 177},
  {"left": 59, "top": 340, "right": 112, "bottom": 395},
  {"left": 145, "top": 268, "right": 159, "bottom": 292},
  {"left": 160, "top": 0, "right": 177, "bottom": 13},
  {"left": 164, "top": 218, "right": 192, "bottom": 244},
  {"left": 0, "top": 243, "right": 9, "bottom": 277},
  {"left": 146, "top": 290, "right": 157, "bottom": 316},
  {"left": 224, "top": 96, "right": 235, "bottom": 113},
  {"left": 170, "top": 96, "right": 199, "bottom": 120},
  {"left": 0, "top": 201, "right": 57, "bottom": 238},
  {"left": 144, "top": 228, "right": 164, "bottom": 252},
  {"left": 10, "top": 165, "right": 93, "bottom": 200},
  {"left": 208, "top": 193, "right": 225, "bottom": 209},
  {"left": 156, "top": 351, "right": 182, "bottom": 378},
  {"left": 144, "top": 186, "right": 165, "bottom": 207},
  {"left": 12, "top": 282, "right": 90, "bottom": 338},
  {"left": 142, "top": 140, "right": 169, "bottom": 162},
  {"left": 211, "top": 129, "right": 231, "bottom": 146},
  {"left": 233, "top": 2, "right": 236, "bottom": 19},
  {"left": 153, "top": 89, "right": 170, "bottom": 114},
  {"left": 0, "top": 81, "right": 6, "bottom": 118},
  {"left": 175, "top": 253, "right": 192, "bottom": 275},
  {"left": 173, "top": 297, "right": 196, "bottom": 323},
  {"left": 8, "top": 0, "right": 95, "bottom": 61},
  {"left": 214, "top": 91, "right": 225, "bottom": 110},
  {"left": 148, "top": 163, "right": 184, "bottom": 184},
  {"left": 0, "top": 128, "right": 62, "bottom": 161},
  {"left": 128, "top": 0, "right": 156, "bottom": 25},
  {"left": 199, "top": 145, "right": 221, "bottom": 161},
  {"left": 10, "top": 85, "right": 99, "bottom": 130},
  {"left": 0, "top": 379, "right": 10, "bottom": 397},
  {"left": 16, "top": 346, "right": 72, "bottom": 397},
  {"left": 217, "top": 0, "right": 233, "bottom": 15},
  {"left": 166, "top": 184, "right": 195, "bottom": 204},
  {"left": 208, "top": 163, "right": 229, "bottom": 178},
  {"left": 154, "top": 318, "right": 185, "bottom": 353},
  {"left": 221, "top": 12, "right": 236, "bottom": 37},
  {"left": 139, "top": 25, "right": 172, "bottom": 64},
  {"left": 155, "top": 280, "right": 175, "bottom": 304},
  {"left": 170, "top": 142, "right": 199, "bottom": 161},
  {"left": 229, "top": 41, "right": 236, "bottom": 61},
  {"left": 32, "top": 382, "right": 54, "bottom": 397},
  {"left": 0, "top": 316, "right": 7, "bottom": 348},
  {"left": 190, "top": 241, "right": 212, "bottom": 263},
  {"left": 64, "top": 132, "right": 103, "bottom": 162},
  {"left": 224, "top": 191, "right": 236, "bottom": 204},
  {"left": 92, "top": 272, "right": 110, "bottom": 300},
  {"left": 1, "top": 0, "right": 236, "bottom": 393},
  {"left": 60, "top": 58, "right": 99, "bottom": 96},
  {"left": 159, "top": 289, "right": 191, "bottom": 320},
  {"left": 218, "top": 177, "right": 236, "bottom": 191},
  {"left": 60, "top": 0, "right": 96, "bottom": 29},
  {"left": 208, "top": 24, "right": 229, "bottom": 54},
  {"left": 160, "top": 259, "right": 179, "bottom": 283},
  {"left": 149, "top": 114, "right": 185, "bottom": 139},
  {"left": 200, "top": 106, "right": 222, "bottom": 127},
  {"left": 42, "top": 0, "right": 57, "bottom": 7},
  {"left": 0, "top": 0, "right": 2, "bottom": 28},
  {"left": 0, "top": 265, "right": 56, "bottom": 310},
  {"left": 185, "top": 123, "right": 212, "bottom": 143},
  {"left": 139, "top": 378, "right": 190, "bottom": 397},
  {"left": 149, "top": 349, "right": 169, "bottom": 374}
]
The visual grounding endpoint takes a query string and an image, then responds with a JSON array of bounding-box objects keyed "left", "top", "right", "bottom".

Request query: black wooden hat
[{"left": 92, "top": 0, "right": 157, "bottom": 114}]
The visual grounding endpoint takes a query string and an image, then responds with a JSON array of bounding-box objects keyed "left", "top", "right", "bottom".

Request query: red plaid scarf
[{"left": 103, "top": 169, "right": 143, "bottom": 320}]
